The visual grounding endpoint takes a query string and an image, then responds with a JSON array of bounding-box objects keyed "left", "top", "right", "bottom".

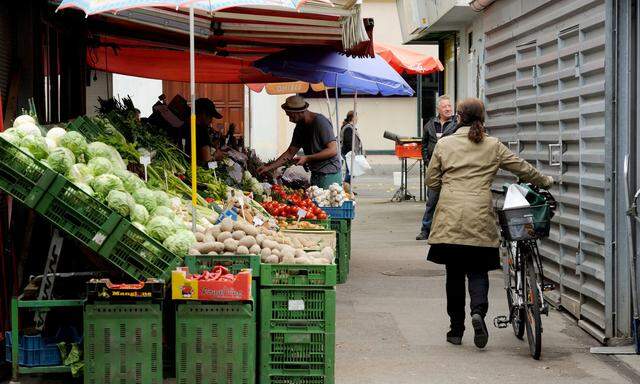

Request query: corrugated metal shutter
[
  {"left": 484, "top": 0, "right": 609, "bottom": 341},
  {"left": 0, "top": 3, "right": 14, "bottom": 108}
]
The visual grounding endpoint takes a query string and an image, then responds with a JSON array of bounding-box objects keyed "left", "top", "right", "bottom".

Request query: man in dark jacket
[{"left": 417, "top": 95, "right": 455, "bottom": 240}]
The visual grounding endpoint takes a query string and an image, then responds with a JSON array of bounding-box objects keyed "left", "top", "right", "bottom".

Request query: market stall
[{"left": 0, "top": 3, "right": 378, "bottom": 384}]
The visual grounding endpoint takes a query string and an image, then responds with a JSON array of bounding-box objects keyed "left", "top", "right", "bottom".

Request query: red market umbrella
[{"left": 373, "top": 42, "right": 443, "bottom": 75}]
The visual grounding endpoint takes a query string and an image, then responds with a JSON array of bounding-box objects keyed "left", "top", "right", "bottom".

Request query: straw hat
[{"left": 281, "top": 95, "right": 309, "bottom": 112}]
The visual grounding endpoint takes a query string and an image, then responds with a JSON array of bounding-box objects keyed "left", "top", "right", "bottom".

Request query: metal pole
[
  {"left": 417, "top": 74, "right": 423, "bottom": 137},
  {"left": 334, "top": 75, "right": 341, "bottom": 155},
  {"left": 189, "top": 6, "right": 197, "bottom": 232}
]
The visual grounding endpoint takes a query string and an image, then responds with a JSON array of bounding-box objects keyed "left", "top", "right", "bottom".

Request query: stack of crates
[
  {"left": 330, "top": 219, "right": 351, "bottom": 284},
  {"left": 260, "top": 263, "right": 337, "bottom": 384},
  {"left": 83, "top": 279, "right": 165, "bottom": 384},
  {"left": 175, "top": 255, "right": 259, "bottom": 384}
]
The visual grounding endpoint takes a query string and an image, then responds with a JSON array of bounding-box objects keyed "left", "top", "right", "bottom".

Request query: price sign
[
  {"left": 237, "top": 196, "right": 245, "bottom": 206},
  {"left": 288, "top": 300, "right": 305, "bottom": 311},
  {"left": 253, "top": 217, "right": 264, "bottom": 226},
  {"left": 139, "top": 155, "right": 151, "bottom": 165},
  {"left": 297, "top": 208, "right": 307, "bottom": 219},
  {"left": 207, "top": 161, "right": 217, "bottom": 170}
]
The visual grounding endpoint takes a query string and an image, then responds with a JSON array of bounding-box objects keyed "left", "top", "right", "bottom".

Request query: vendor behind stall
[
  {"left": 185, "top": 98, "right": 226, "bottom": 165},
  {"left": 257, "top": 96, "right": 341, "bottom": 188}
]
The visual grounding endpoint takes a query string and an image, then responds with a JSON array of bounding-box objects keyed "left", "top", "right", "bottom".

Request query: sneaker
[
  {"left": 446, "top": 329, "right": 463, "bottom": 345},
  {"left": 472, "top": 314, "right": 489, "bottom": 348},
  {"left": 416, "top": 232, "right": 429, "bottom": 241}
]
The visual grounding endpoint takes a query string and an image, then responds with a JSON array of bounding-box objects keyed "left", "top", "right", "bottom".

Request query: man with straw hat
[{"left": 258, "top": 95, "right": 342, "bottom": 188}]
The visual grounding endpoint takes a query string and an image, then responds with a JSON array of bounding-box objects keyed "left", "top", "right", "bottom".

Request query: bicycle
[{"left": 491, "top": 183, "right": 557, "bottom": 360}]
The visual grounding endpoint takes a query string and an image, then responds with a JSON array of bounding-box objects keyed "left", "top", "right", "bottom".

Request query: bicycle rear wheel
[
  {"left": 505, "top": 246, "right": 525, "bottom": 339},
  {"left": 524, "top": 251, "right": 542, "bottom": 359}
]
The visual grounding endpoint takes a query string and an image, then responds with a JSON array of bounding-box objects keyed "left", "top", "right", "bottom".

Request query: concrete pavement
[{"left": 337, "top": 175, "right": 640, "bottom": 384}]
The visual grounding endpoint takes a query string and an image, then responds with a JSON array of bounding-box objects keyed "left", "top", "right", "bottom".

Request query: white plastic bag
[
  {"left": 503, "top": 184, "right": 530, "bottom": 209},
  {"left": 345, "top": 151, "right": 371, "bottom": 177}
]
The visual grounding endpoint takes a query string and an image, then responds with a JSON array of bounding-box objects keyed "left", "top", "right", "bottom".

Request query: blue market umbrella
[{"left": 254, "top": 48, "right": 414, "bottom": 96}]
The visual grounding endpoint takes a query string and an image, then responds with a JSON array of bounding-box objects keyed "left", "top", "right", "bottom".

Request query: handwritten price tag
[
  {"left": 253, "top": 217, "right": 264, "bottom": 226},
  {"left": 139, "top": 155, "right": 151, "bottom": 165},
  {"left": 297, "top": 208, "right": 307, "bottom": 220},
  {"left": 207, "top": 161, "right": 217, "bottom": 169}
]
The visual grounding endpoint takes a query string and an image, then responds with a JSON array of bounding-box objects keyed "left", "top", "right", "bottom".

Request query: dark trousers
[
  {"left": 445, "top": 265, "right": 490, "bottom": 331},
  {"left": 420, "top": 188, "right": 440, "bottom": 234}
]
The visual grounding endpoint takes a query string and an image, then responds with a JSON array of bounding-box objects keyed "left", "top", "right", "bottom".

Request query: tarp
[
  {"left": 373, "top": 42, "right": 443, "bottom": 75},
  {"left": 87, "top": 37, "right": 287, "bottom": 83}
]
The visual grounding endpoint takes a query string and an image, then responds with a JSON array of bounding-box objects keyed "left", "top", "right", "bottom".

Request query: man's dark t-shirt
[
  {"left": 184, "top": 123, "right": 214, "bottom": 163},
  {"left": 291, "top": 114, "right": 341, "bottom": 174}
]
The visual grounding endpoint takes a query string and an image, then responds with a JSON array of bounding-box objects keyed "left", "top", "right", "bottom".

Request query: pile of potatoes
[{"left": 188, "top": 218, "right": 334, "bottom": 265}]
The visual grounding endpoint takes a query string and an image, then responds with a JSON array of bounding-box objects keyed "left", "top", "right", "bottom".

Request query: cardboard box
[{"left": 172, "top": 268, "right": 252, "bottom": 301}]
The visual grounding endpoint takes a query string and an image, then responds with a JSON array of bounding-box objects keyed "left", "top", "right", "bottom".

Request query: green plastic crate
[
  {"left": 260, "top": 288, "right": 335, "bottom": 333},
  {"left": 183, "top": 254, "right": 260, "bottom": 277},
  {"left": 84, "top": 302, "right": 163, "bottom": 384},
  {"left": 269, "top": 376, "right": 331, "bottom": 384},
  {"left": 329, "top": 219, "right": 350, "bottom": 284},
  {"left": 0, "top": 137, "right": 57, "bottom": 207},
  {"left": 175, "top": 301, "right": 255, "bottom": 384},
  {"left": 99, "top": 220, "right": 183, "bottom": 281},
  {"left": 260, "top": 264, "right": 336, "bottom": 287},
  {"left": 67, "top": 116, "right": 104, "bottom": 140},
  {"left": 260, "top": 330, "right": 334, "bottom": 382},
  {"left": 35, "top": 174, "right": 122, "bottom": 251}
]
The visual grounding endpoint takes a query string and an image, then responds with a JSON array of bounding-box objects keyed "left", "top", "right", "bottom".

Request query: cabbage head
[
  {"left": 90, "top": 174, "right": 123, "bottom": 200},
  {"left": 59, "top": 131, "right": 88, "bottom": 158},
  {"left": 16, "top": 122, "right": 42, "bottom": 138},
  {"left": 154, "top": 190, "right": 172, "bottom": 207},
  {"left": 45, "top": 137, "right": 57, "bottom": 151},
  {"left": 163, "top": 230, "right": 196, "bottom": 255},
  {"left": 146, "top": 216, "right": 175, "bottom": 242},
  {"left": 86, "top": 142, "right": 112, "bottom": 159},
  {"left": 13, "top": 114, "right": 36, "bottom": 127},
  {"left": 75, "top": 182, "right": 94, "bottom": 196},
  {"left": 106, "top": 190, "right": 135, "bottom": 217},
  {"left": 88, "top": 157, "right": 113, "bottom": 176},
  {"left": 69, "top": 163, "right": 92, "bottom": 183},
  {"left": 131, "top": 204, "right": 150, "bottom": 224},
  {"left": 132, "top": 188, "right": 157, "bottom": 213},
  {"left": 132, "top": 222, "right": 147, "bottom": 233},
  {"left": 47, "top": 147, "right": 75, "bottom": 175},
  {"left": 119, "top": 171, "right": 146, "bottom": 194},
  {"left": 0, "top": 131, "right": 21, "bottom": 146},
  {"left": 152, "top": 206, "right": 175, "bottom": 220},
  {"left": 46, "top": 127, "right": 66, "bottom": 145},
  {"left": 21, "top": 135, "right": 49, "bottom": 160}
]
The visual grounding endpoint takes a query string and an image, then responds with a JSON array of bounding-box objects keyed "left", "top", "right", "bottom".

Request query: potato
[
  {"left": 233, "top": 220, "right": 245, "bottom": 231},
  {"left": 195, "top": 232, "right": 205, "bottom": 242},
  {"left": 194, "top": 242, "right": 217, "bottom": 253},
  {"left": 260, "top": 248, "right": 272, "bottom": 262},
  {"left": 188, "top": 248, "right": 201, "bottom": 255},
  {"left": 217, "top": 231, "right": 233, "bottom": 242},
  {"left": 212, "top": 242, "right": 226, "bottom": 253},
  {"left": 223, "top": 252, "right": 234, "bottom": 255},
  {"left": 271, "top": 249, "right": 281, "bottom": 258},
  {"left": 220, "top": 218, "right": 234, "bottom": 232},
  {"left": 281, "top": 245, "right": 295, "bottom": 255},
  {"left": 295, "top": 249, "right": 306, "bottom": 258},
  {"left": 232, "top": 230, "right": 246, "bottom": 241},
  {"left": 223, "top": 238, "right": 239, "bottom": 252},
  {"left": 243, "top": 224, "right": 259, "bottom": 237},
  {"left": 239, "top": 236, "right": 257, "bottom": 248},
  {"left": 282, "top": 254, "right": 295, "bottom": 264},
  {"left": 206, "top": 225, "right": 221, "bottom": 238},
  {"left": 265, "top": 255, "right": 279, "bottom": 264},
  {"left": 262, "top": 240, "right": 279, "bottom": 250},
  {"left": 249, "top": 244, "right": 262, "bottom": 254},
  {"left": 294, "top": 256, "right": 310, "bottom": 264},
  {"left": 207, "top": 251, "right": 218, "bottom": 255},
  {"left": 204, "top": 234, "right": 215, "bottom": 244},
  {"left": 236, "top": 246, "right": 250, "bottom": 255},
  {"left": 255, "top": 234, "right": 267, "bottom": 246},
  {"left": 321, "top": 246, "right": 333, "bottom": 256}
]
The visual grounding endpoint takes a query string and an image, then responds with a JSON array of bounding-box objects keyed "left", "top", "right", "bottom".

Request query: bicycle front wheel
[
  {"left": 504, "top": 245, "right": 525, "bottom": 339},
  {"left": 524, "top": 252, "right": 542, "bottom": 360}
]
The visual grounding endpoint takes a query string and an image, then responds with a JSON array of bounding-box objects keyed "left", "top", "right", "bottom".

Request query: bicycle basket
[{"left": 497, "top": 204, "right": 551, "bottom": 241}]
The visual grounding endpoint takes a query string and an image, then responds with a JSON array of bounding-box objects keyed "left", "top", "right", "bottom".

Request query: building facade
[{"left": 396, "top": 0, "right": 638, "bottom": 345}]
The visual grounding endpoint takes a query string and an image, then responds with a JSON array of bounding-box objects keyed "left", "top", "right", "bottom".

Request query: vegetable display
[
  {"left": 307, "top": 184, "right": 351, "bottom": 207},
  {"left": 261, "top": 185, "right": 327, "bottom": 220}
]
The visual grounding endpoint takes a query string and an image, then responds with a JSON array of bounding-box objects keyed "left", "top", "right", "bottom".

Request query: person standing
[
  {"left": 184, "top": 98, "right": 226, "bottom": 165},
  {"left": 339, "top": 111, "right": 363, "bottom": 185},
  {"left": 257, "top": 96, "right": 341, "bottom": 188},
  {"left": 416, "top": 95, "right": 455, "bottom": 240},
  {"left": 426, "top": 98, "right": 553, "bottom": 348}
]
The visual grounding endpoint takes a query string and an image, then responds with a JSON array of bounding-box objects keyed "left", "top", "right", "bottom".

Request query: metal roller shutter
[{"left": 483, "top": 0, "right": 609, "bottom": 341}]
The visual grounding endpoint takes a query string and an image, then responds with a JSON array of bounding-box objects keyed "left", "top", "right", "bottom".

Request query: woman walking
[
  {"left": 426, "top": 98, "right": 553, "bottom": 348},
  {"left": 339, "top": 111, "right": 363, "bottom": 186}
]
